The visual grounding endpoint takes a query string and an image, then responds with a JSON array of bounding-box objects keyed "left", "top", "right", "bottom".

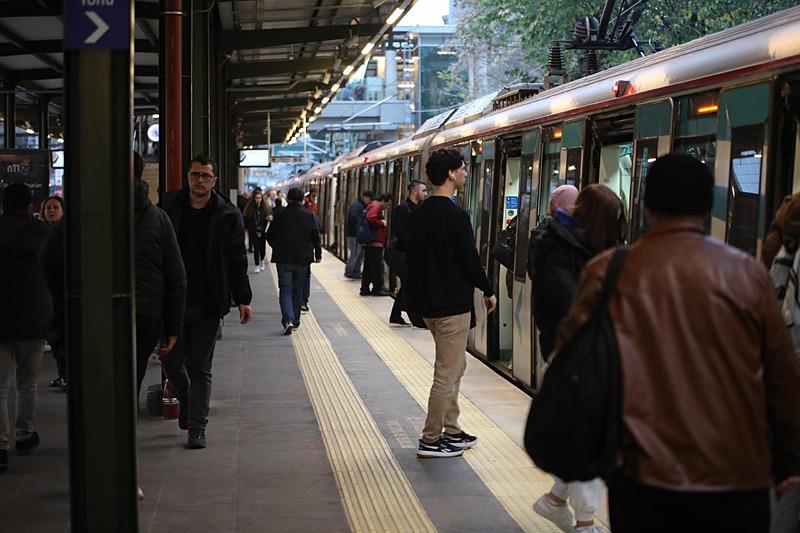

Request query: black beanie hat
[{"left": 644, "top": 153, "right": 714, "bottom": 215}]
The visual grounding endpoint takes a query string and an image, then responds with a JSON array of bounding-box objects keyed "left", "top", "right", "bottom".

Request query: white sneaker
[
  {"left": 575, "top": 526, "right": 604, "bottom": 533},
  {"left": 137, "top": 486, "right": 145, "bottom": 500},
  {"left": 253, "top": 266, "right": 261, "bottom": 273},
  {"left": 533, "top": 495, "right": 576, "bottom": 533}
]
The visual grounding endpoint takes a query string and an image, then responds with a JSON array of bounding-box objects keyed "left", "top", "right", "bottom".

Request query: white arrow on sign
[{"left": 85, "top": 11, "right": 109, "bottom": 45}]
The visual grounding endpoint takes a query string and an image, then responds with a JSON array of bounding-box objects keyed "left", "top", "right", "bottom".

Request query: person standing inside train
[
  {"left": 359, "top": 193, "right": 393, "bottom": 296},
  {"left": 267, "top": 187, "right": 322, "bottom": 334},
  {"left": 388, "top": 180, "right": 427, "bottom": 327},
  {"left": 344, "top": 190, "right": 373, "bottom": 279},
  {"left": 407, "top": 148, "right": 496, "bottom": 458},
  {"left": 558, "top": 154, "right": 800, "bottom": 532},
  {"left": 530, "top": 184, "right": 625, "bottom": 533},
  {"left": 162, "top": 154, "right": 253, "bottom": 450},
  {"left": 243, "top": 190, "right": 271, "bottom": 273}
]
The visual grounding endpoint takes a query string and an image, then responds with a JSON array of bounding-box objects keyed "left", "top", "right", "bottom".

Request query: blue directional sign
[
  {"left": 506, "top": 196, "right": 519, "bottom": 209},
  {"left": 64, "top": 0, "right": 130, "bottom": 50}
]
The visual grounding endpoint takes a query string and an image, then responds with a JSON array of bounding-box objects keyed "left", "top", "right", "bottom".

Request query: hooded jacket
[
  {"left": 163, "top": 187, "right": 252, "bottom": 318},
  {"left": 0, "top": 211, "right": 52, "bottom": 341},
  {"left": 135, "top": 179, "right": 187, "bottom": 335}
]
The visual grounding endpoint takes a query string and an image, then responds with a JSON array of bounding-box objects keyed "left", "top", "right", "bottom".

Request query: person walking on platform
[
  {"left": 344, "top": 190, "right": 373, "bottom": 279},
  {"left": 243, "top": 190, "right": 271, "bottom": 273},
  {"left": 557, "top": 154, "right": 800, "bottom": 533},
  {"left": 266, "top": 187, "right": 321, "bottom": 335},
  {"left": 407, "top": 148, "right": 496, "bottom": 458},
  {"left": 0, "top": 184, "right": 52, "bottom": 471},
  {"left": 133, "top": 153, "right": 186, "bottom": 397},
  {"left": 388, "top": 180, "right": 427, "bottom": 327},
  {"left": 530, "top": 184, "right": 625, "bottom": 533},
  {"left": 360, "top": 193, "right": 393, "bottom": 296},
  {"left": 39, "top": 195, "right": 67, "bottom": 389},
  {"left": 162, "top": 154, "right": 252, "bottom": 449}
]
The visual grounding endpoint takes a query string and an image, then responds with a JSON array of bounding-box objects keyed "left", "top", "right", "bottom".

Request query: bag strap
[{"left": 598, "top": 247, "right": 629, "bottom": 305}]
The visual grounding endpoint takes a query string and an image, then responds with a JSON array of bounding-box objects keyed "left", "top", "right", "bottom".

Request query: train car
[{"left": 283, "top": 7, "right": 800, "bottom": 393}]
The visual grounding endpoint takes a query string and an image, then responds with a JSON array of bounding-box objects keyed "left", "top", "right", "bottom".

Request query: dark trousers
[
  {"left": 609, "top": 475, "right": 770, "bottom": 533},
  {"left": 277, "top": 263, "right": 308, "bottom": 327},
  {"left": 251, "top": 233, "right": 266, "bottom": 265},
  {"left": 135, "top": 314, "right": 162, "bottom": 396},
  {"left": 361, "top": 246, "right": 384, "bottom": 294},
  {"left": 302, "top": 265, "right": 311, "bottom": 306},
  {"left": 162, "top": 304, "right": 220, "bottom": 430},
  {"left": 53, "top": 346, "right": 66, "bottom": 381}
]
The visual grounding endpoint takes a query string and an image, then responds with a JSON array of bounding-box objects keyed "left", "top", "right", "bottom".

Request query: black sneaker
[
  {"left": 0, "top": 449, "right": 7, "bottom": 472},
  {"left": 443, "top": 431, "right": 478, "bottom": 449},
  {"left": 417, "top": 437, "right": 464, "bottom": 458},
  {"left": 187, "top": 428, "right": 206, "bottom": 449},
  {"left": 15, "top": 431, "right": 40, "bottom": 456},
  {"left": 300, "top": 305, "right": 310, "bottom": 313},
  {"left": 178, "top": 405, "right": 189, "bottom": 430},
  {"left": 359, "top": 290, "right": 370, "bottom": 296},
  {"left": 49, "top": 377, "right": 64, "bottom": 388},
  {"left": 389, "top": 317, "right": 410, "bottom": 327},
  {"left": 283, "top": 323, "right": 293, "bottom": 335}
]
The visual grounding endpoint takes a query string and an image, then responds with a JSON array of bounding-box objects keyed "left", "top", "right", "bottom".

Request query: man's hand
[
  {"left": 776, "top": 476, "right": 800, "bottom": 499},
  {"left": 315, "top": 257, "right": 322, "bottom": 263},
  {"left": 157, "top": 336, "right": 177, "bottom": 359},
  {"left": 239, "top": 304, "right": 252, "bottom": 325},
  {"left": 484, "top": 294, "right": 497, "bottom": 314}
]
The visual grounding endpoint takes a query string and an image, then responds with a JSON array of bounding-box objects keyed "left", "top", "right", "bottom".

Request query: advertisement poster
[{"left": 0, "top": 150, "right": 51, "bottom": 212}]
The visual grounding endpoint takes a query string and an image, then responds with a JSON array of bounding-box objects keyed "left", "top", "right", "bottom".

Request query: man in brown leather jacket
[{"left": 557, "top": 153, "right": 800, "bottom": 532}]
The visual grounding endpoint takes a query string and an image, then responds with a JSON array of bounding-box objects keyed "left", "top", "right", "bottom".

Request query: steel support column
[
  {"left": 4, "top": 92, "right": 15, "bottom": 148},
  {"left": 163, "top": 0, "right": 183, "bottom": 191},
  {"left": 63, "top": 3, "right": 137, "bottom": 531},
  {"left": 191, "top": 0, "right": 211, "bottom": 156},
  {"left": 38, "top": 97, "right": 49, "bottom": 149},
  {"left": 181, "top": 3, "right": 192, "bottom": 167}
]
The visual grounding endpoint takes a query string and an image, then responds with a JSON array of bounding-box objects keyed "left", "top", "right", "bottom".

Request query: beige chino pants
[{"left": 421, "top": 311, "right": 471, "bottom": 443}]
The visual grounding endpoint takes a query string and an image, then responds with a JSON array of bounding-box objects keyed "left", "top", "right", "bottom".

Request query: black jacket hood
[
  {"left": 134, "top": 178, "right": 152, "bottom": 214},
  {"left": 0, "top": 212, "right": 50, "bottom": 260}
]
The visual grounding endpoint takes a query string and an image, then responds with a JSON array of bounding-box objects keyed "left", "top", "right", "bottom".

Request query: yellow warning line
[
  {"left": 267, "top": 262, "right": 436, "bottom": 533},
  {"left": 314, "top": 260, "right": 603, "bottom": 533}
]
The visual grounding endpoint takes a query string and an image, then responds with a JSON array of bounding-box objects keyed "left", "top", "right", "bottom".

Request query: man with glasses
[{"left": 163, "top": 154, "right": 252, "bottom": 449}]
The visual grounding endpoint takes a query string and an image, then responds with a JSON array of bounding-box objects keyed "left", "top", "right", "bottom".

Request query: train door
[
  {"left": 630, "top": 100, "right": 673, "bottom": 241},
  {"left": 769, "top": 74, "right": 800, "bottom": 220},
  {"left": 465, "top": 141, "right": 484, "bottom": 355},
  {"left": 591, "top": 112, "right": 635, "bottom": 214},
  {"left": 472, "top": 139, "right": 496, "bottom": 359},
  {"left": 511, "top": 128, "right": 540, "bottom": 388},
  {"left": 672, "top": 91, "right": 719, "bottom": 235},
  {"left": 537, "top": 126, "right": 562, "bottom": 221},
  {"left": 489, "top": 136, "right": 522, "bottom": 373}
]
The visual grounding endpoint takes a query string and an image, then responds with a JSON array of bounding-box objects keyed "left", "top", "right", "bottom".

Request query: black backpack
[
  {"left": 355, "top": 207, "right": 376, "bottom": 244},
  {"left": 524, "top": 247, "right": 628, "bottom": 482}
]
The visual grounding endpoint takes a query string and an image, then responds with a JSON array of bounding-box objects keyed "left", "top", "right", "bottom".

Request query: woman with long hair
[
  {"left": 243, "top": 190, "right": 271, "bottom": 273},
  {"left": 530, "top": 183, "right": 626, "bottom": 533}
]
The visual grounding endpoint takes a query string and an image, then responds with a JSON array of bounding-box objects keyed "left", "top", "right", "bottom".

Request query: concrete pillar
[{"left": 385, "top": 50, "right": 397, "bottom": 98}]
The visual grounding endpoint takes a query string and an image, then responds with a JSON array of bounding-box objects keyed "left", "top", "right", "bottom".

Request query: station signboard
[
  {"left": 64, "top": 0, "right": 130, "bottom": 50},
  {"left": 0, "top": 150, "right": 51, "bottom": 212}
]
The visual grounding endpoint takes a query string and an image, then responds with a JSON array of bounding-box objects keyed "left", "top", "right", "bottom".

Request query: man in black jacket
[
  {"left": 133, "top": 153, "right": 186, "bottom": 395},
  {"left": 162, "top": 154, "right": 252, "bottom": 449},
  {"left": 344, "top": 190, "right": 372, "bottom": 279},
  {"left": 389, "top": 180, "right": 427, "bottom": 327},
  {"left": 267, "top": 187, "right": 322, "bottom": 335},
  {"left": 0, "top": 184, "right": 52, "bottom": 471},
  {"left": 407, "top": 149, "right": 496, "bottom": 459}
]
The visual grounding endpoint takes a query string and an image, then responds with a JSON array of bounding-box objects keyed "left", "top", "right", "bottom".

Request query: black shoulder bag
[{"left": 524, "top": 247, "right": 628, "bottom": 482}]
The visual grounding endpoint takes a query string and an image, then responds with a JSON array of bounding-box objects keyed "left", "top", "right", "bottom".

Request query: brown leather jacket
[{"left": 557, "top": 221, "right": 800, "bottom": 491}]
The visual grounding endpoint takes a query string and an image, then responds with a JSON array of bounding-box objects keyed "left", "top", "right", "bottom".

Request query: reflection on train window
[
  {"left": 599, "top": 144, "right": 633, "bottom": 215},
  {"left": 479, "top": 159, "right": 494, "bottom": 268},
  {"left": 514, "top": 155, "right": 535, "bottom": 281},
  {"left": 727, "top": 124, "right": 764, "bottom": 255},
  {"left": 631, "top": 139, "right": 658, "bottom": 241},
  {"left": 538, "top": 152, "right": 560, "bottom": 221},
  {"left": 565, "top": 148, "right": 581, "bottom": 187},
  {"left": 673, "top": 136, "right": 717, "bottom": 175}
]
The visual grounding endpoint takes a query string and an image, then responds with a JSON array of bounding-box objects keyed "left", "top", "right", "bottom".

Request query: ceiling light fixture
[{"left": 386, "top": 7, "right": 404, "bottom": 25}]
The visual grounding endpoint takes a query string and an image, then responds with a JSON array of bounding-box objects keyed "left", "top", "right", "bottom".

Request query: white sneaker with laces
[
  {"left": 533, "top": 495, "right": 576, "bottom": 533},
  {"left": 253, "top": 266, "right": 261, "bottom": 273}
]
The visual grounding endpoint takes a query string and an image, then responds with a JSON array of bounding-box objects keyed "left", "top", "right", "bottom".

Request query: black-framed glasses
[{"left": 189, "top": 171, "right": 215, "bottom": 181}]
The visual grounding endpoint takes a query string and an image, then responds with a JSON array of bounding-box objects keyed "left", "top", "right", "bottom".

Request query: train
[{"left": 274, "top": 6, "right": 800, "bottom": 393}]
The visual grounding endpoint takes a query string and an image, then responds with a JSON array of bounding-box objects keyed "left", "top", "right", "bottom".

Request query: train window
[
  {"left": 479, "top": 159, "right": 494, "bottom": 268},
  {"left": 630, "top": 139, "right": 658, "bottom": 241},
  {"left": 673, "top": 136, "right": 717, "bottom": 174},
  {"left": 726, "top": 124, "right": 764, "bottom": 255},
  {"left": 565, "top": 148, "right": 581, "bottom": 187},
  {"left": 599, "top": 144, "right": 633, "bottom": 214},
  {"left": 514, "top": 154, "right": 535, "bottom": 282},
  {"left": 537, "top": 127, "right": 562, "bottom": 222}
]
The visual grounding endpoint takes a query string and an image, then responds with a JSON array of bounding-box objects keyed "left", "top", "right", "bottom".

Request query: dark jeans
[
  {"left": 302, "top": 265, "right": 311, "bottom": 306},
  {"left": 277, "top": 263, "right": 308, "bottom": 327},
  {"left": 609, "top": 475, "right": 770, "bottom": 533},
  {"left": 135, "top": 314, "right": 162, "bottom": 396},
  {"left": 251, "top": 233, "right": 266, "bottom": 265},
  {"left": 53, "top": 346, "right": 66, "bottom": 381},
  {"left": 361, "top": 246, "right": 384, "bottom": 294},
  {"left": 162, "top": 304, "right": 220, "bottom": 430}
]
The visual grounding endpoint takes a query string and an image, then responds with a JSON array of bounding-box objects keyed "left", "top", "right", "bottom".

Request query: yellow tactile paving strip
[
  {"left": 313, "top": 261, "right": 607, "bottom": 533},
  {"left": 266, "top": 262, "right": 436, "bottom": 533}
]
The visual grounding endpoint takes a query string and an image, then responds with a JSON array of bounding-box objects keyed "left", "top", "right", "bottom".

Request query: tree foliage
[{"left": 447, "top": 0, "right": 800, "bottom": 98}]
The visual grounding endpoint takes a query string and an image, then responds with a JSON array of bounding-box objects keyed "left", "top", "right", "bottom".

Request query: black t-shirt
[{"left": 179, "top": 203, "right": 213, "bottom": 305}]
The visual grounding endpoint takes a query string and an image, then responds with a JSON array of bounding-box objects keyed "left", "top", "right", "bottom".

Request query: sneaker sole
[
  {"left": 416, "top": 449, "right": 464, "bottom": 458},
  {"left": 187, "top": 442, "right": 206, "bottom": 449},
  {"left": 283, "top": 325, "right": 293, "bottom": 335},
  {"left": 445, "top": 440, "right": 478, "bottom": 449},
  {"left": 533, "top": 500, "right": 576, "bottom": 533}
]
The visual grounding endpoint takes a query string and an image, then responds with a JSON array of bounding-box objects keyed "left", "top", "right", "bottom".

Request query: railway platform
[{"left": 2, "top": 250, "right": 610, "bottom": 532}]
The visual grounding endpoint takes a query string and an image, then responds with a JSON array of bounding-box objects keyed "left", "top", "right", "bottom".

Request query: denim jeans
[
  {"left": 277, "top": 263, "right": 308, "bottom": 327},
  {"left": 302, "top": 266, "right": 311, "bottom": 306},
  {"left": 344, "top": 236, "right": 364, "bottom": 277},
  {"left": 0, "top": 340, "right": 44, "bottom": 450}
]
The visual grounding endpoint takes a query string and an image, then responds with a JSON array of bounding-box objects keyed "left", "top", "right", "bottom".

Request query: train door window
[
  {"left": 599, "top": 143, "right": 634, "bottom": 212},
  {"left": 467, "top": 142, "right": 483, "bottom": 231},
  {"left": 726, "top": 124, "right": 764, "bottom": 255},
  {"left": 565, "top": 149, "right": 581, "bottom": 187},
  {"left": 673, "top": 136, "right": 717, "bottom": 173},
  {"left": 514, "top": 153, "right": 535, "bottom": 282},
  {"left": 630, "top": 139, "right": 658, "bottom": 241},
  {"left": 479, "top": 155, "right": 495, "bottom": 269},
  {"left": 537, "top": 126, "right": 562, "bottom": 222}
]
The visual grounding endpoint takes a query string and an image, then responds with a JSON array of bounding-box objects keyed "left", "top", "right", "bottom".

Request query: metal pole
[
  {"left": 267, "top": 112, "right": 271, "bottom": 146},
  {"left": 303, "top": 114, "right": 307, "bottom": 163},
  {"left": 4, "top": 92, "right": 15, "bottom": 148},
  {"left": 38, "top": 97, "right": 49, "bottom": 150},
  {"left": 63, "top": 1, "right": 137, "bottom": 531},
  {"left": 165, "top": 0, "right": 183, "bottom": 191}
]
